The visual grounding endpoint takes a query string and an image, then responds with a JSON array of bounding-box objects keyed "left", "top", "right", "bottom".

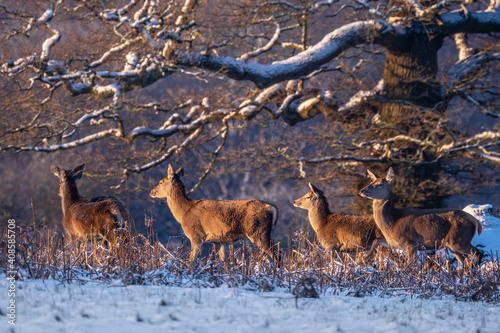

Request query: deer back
[
  {"left": 359, "top": 168, "right": 480, "bottom": 250},
  {"left": 321, "top": 212, "right": 381, "bottom": 251},
  {"left": 294, "top": 183, "right": 382, "bottom": 251},
  {"left": 183, "top": 199, "right": 277, "bottom": 243},
  {"left": 150, "top": 164, "right": 278, "bottom": 245},
  {"left": 52, "top": 163, "right": 130, "bottom": 241}
]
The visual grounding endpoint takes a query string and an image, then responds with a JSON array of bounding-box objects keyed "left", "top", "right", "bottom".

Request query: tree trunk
[
  {"left": 381, "top": 21, "right": 444, "bottom": 135},
  {"left": 380, "top": 20, "right": 445, "bottom": 207}
]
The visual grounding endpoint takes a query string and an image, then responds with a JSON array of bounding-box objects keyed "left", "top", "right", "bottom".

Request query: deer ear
[
  {"left": 51, "top": 165, "right": 63, "bottom": 178},
  {"left": 366, "top": 169, "right": 378, "bottom": 181},
  {"left": 386, "top": 167, "right": 394, "bottom": 182},
  {"left": 176, "top": 168, "right": 184, "bottom": 178},
  {"left": 167, "top": 164, "right": 175, "bottom": 179},
  {"left": 71, "top": 164, "right": 85, "bottom": 181},
  {"left": 308, "top": 183, "right": 320, "bottom": 196}
]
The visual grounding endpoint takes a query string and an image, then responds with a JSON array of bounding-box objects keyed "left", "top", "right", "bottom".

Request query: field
[
  {"left": 2, "top": 205, "right": 500, "bottom": 332},
  {"left": 3, "top": 277, "right": 500, "bottom": 333}
]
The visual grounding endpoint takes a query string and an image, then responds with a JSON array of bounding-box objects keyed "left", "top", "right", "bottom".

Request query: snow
[
  {"left": 3, "top": 277, "right": 500, "bottom": 333},
  {"left": 463, "top": 204, "right": 500, "bottom": 258}
]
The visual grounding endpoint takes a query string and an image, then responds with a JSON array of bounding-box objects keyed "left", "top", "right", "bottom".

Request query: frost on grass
[{"left": 1, "top": 218, "right": 499, "bottom": 304}]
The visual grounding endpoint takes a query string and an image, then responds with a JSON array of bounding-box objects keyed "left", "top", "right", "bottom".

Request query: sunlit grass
[{"left": 1, "top": 222, "right": 499, "bottom": 303}]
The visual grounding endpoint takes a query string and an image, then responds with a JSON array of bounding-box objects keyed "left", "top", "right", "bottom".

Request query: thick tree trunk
[
  {"left": 380, "top": 20, "right": 445, "bottom": 207},
  {"left": 381, "top": 21, "right": 444, "bottom": 135}
]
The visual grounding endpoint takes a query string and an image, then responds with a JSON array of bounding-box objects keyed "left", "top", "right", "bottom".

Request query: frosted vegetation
[{"left": 1, "top": 204, "right": 500, "bottom": 331}]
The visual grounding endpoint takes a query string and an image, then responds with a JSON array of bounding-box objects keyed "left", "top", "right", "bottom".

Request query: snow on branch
[
  {"left": 338, "top": 80, "right": 384, "bottom": 113},
  {"left": 4, "top": 128, "right": 121, "bottom": 152},
  {"left": 113, "top": 112, "right": 235, "bottom": 190},
  {"left": 40, "top": 22, "right": 61, "bottom": 62},
  {"left": 487, "top": 0, "right": 500, "bottom": 12},
  {"left": 178, "top": 20, "right": 392, "bottom": 89},
  {"left": 456, "top": 89, "right": 500, "bottom": 118},
  {"left": 477, "top": 151, "right": 500, "bottom": 164},
  {"left": 439, "top": 9, "right": 500, "bottom": 36},
  {"left": 352, "top": 0, "right": 386, "bottom": 19},
  {"left": 63, "top": 107, "right": 114, "bottom": 139},
  {"left": 89, "top": 39, "right": 141, "bottom": 69},
  {"left": 238, "top": 22, "right": 281, "bottom": 61},
  {"left": 358, "top": 135, "right": 434, "bottom": 149},
  {"left": 438, "top": 131, "right": 500, "bottom": 154},
  {"left": 280, "top": 148, "right": 386, "bottom": 178},
  {"left": 453, "top": 33, "right": 474, "bottom": 61},
  {"left": 2, "top": 102, "right": 251, "bottom": 155}
]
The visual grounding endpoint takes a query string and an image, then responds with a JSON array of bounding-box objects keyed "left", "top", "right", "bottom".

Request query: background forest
[{"left": 1, "top": 0, "right": 499, "bottom": 247}]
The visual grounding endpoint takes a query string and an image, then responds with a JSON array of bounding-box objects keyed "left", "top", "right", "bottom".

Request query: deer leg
[
  {"left": 461, "top": 245, "right": 483, "bottom": 267},
  {"left": 366, "top": 238, "right": 387, "bottom": 258},
  {"left": 66, "top": 233, "right": 80, "bottom": 257},
  {"left": 257, "top": 236, "right": 277, "bottom": 264},
  {"left": 247, "top": 230, "right": 276, "bottom": 263},
  {"left": 363, "top": 238, "right": 388, "bottom": 263},
  {"left": 189, "top": 241, "right": 202, "bottom": 268},
  {"left": 448, "top": 248, "right": 465, "bottom": 266},
  {"left": 449, "top": 245, "right": 483, "bottom": 267},
  {"left": 218, "top": 244, "right": 230, "bottom": 272},
  {"left": 364, "top": 240, "right": 378, "bottom": 259},
  {"left": 470, "top": 246, "right": 484, "bottom": 266},
  {"left": 406, "top": 246, "right": 418, "bottom": 263},
  {"left": 447, "top": 236, "right": 477, "bottom": 267}
]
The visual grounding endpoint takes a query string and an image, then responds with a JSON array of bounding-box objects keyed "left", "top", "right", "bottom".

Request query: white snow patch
[
  {"left": 3, "top": 277, "right": 500, "bottom": 333},
  {"left": 463, "top": 204, "right": 500, "bottom": 257}
]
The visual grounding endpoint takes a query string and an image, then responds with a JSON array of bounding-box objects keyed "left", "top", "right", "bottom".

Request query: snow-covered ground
[
  {"left": 2, "top": 277, "right": 500, "bottom": 333},
  {"left": 463, "top": 204, "right": 500, "bottom": 257}
]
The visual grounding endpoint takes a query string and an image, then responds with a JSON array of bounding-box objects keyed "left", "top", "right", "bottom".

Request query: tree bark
[
  {"left": 379, "top": 18, "right": 445, "bottom": 207},
  {"left": 380, "top": 21, "right": 444, "bottom": 133}
]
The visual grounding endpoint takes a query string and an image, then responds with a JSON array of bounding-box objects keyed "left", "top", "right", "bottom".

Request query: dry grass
[{"left": 1, "top": 225, "right": 499, "bottom": 304}]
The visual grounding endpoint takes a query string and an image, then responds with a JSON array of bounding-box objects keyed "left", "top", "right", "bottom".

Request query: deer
[
  {"left": 51, "top": 163, "right": 131, "bottom": 250},
  {"left": 293, "top": 183, "right": 387, "bottom": 260},
  {"left": 359, "top": 167, "right": 483, "bottom": 266},
  {"left": 150, "top": 164, "right": 279, "bottom": 269}
]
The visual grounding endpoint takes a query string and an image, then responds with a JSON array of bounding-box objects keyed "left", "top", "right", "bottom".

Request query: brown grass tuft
[{"left": 1, "top": 227, "right": 499, "bottom": 303}]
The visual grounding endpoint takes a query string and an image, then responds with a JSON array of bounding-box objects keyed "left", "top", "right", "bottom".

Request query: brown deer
[
  {"left": 51, "top": 164, "right": 131, "bottom": 249},
  {"left": 150, "top": 164, "right": 279, "bottom": 268},
  {"left": 359, "top": 168, "right": 483, "bottom": 266},
  {"left": 293, "top": 183, "right": 387, "bottom": 259}
]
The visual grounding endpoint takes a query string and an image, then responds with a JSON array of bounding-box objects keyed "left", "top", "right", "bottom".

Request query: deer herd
[{"left": 52, "top": 163, "right": 484, "bottom": 268}]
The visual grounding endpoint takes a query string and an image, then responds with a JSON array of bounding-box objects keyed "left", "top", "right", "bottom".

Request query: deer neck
[
  {"left": 308, "top": 200, "right": 330, "bottom": 233},
  {"left": 166, "top": 184, "right": 192, "bottom": 224},
  {"left": 60, "top": 181, "right": 81, "bottom": 216},
  {"left": 372, "top": 194, "right": 394, "bottom": 231}
]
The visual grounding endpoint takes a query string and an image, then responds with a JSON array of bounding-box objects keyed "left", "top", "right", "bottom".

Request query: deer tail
[
  {"left": 475, "top": 218, "right": 482, "bottom": 236},
  {"left": 112, "top": 200, "right": 132, "bottom": 228},
  {"left": 268, "top": 204, "right": 279, "bottom": 226}
]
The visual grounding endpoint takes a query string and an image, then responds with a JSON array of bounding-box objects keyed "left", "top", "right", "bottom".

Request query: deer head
[
  {"left": 149, "top": 164, "right": 184, "bottom": 198},
  {"left": 358, "top": 167, "right": 394, "bottom": 201},
  {"left": 293, "top": 183, "right": 325, "bottom": 210},
  {"left": 51, "top": 163, "right": 85, "bottom": 198}
]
